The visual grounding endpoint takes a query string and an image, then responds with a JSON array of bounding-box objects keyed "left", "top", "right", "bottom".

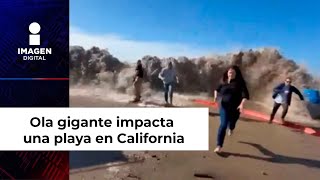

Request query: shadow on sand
[
  {"left": 209, "top": 112, "right": 219, "bottom": 117},
  {"left": 69, "top": 151, "right": 128, "bottom": 169},
  {"left": 217, "top": 141, "right": 320, "bottom": 169},
  {"left": 239, "top": 117, "right": 268, "bottom": 123},
  {"left": 143, "top": 101, "right": 179, "bottom": 107}
]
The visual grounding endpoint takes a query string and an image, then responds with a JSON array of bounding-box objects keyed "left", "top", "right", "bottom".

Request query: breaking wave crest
[{"left": 69, "top": 46, "right": 320, "bottom": 126}]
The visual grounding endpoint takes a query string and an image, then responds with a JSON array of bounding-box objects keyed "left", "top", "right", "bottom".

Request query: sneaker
[
  {"left": 227, "top": 129, "right": 233, "bottom": 136},
  {"left": 131, "top": 98, "right": 140, "bottom": 103},
  {"left": 214, "top": 146, "right": 222, "bottom": 153}
]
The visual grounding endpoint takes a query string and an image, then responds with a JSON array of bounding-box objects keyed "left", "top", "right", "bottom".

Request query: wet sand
[{"left": 69, "top": 95, "right": 320, "bottom": 180}]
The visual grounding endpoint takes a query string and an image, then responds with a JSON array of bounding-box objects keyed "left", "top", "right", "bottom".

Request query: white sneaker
[{"left": 228, "top": 129, "right": 233, "bottom": 136}]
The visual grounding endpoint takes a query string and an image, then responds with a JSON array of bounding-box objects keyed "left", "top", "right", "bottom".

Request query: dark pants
[
  {"left": 133, "top": 77, "right": 143, "bottom": 101},
  {"left": 164, "top": 83, "right": 174, "bottom": 104},
  {"left": 217, "top": 104, "right": 240, "bottom": 147},
  {"left": 270, "top": 102, "right": 289, "bottom": 121}
]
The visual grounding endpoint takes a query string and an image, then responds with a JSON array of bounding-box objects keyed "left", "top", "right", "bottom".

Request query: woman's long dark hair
[{"left": 221, "top": 65, "right": 246, "bottom": 85}]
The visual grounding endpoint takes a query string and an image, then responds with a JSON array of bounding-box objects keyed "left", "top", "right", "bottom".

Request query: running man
[
  {"left": 158, "top": 62, "right": 179, "bottom": 105},
  {"left": 132, "top": 60, "right": 144, "bottom": 102},
  {"left": 269, "top": 77, "right": 304, "bottom": 124}
]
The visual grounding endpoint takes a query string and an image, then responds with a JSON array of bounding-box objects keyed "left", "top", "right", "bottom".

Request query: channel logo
[
  {"left": 17, "top": 22, "right": 52, "bottom": 61},
  {"left": 29, "top": 22, "right": 41, "bottom": 45}
]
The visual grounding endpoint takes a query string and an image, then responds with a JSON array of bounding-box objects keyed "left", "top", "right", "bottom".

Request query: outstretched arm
[
  {"left": 239, "top": 81, "right": 250, "bottom": 108},
  {"left": 214, "top": 84, "right": 222, "bottom": 102},
  {"left": 241, "top": 82, "right": 250, "bottom": 100},
  {"left": 214, "top": 90, "right": 218, "bottom": 102},
  {"left": 174, "top": 70, "right": 179, "bottom": 83},
  {"left": 158, "top": 69, "right": 164, "bottom": 80},
  {"left": 292, "top": 86, "right": 304, "bottom": 100}
]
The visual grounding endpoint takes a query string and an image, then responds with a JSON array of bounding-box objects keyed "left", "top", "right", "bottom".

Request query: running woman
[{"left": 213, "top": 65, "right": 249, "bottom": 153}]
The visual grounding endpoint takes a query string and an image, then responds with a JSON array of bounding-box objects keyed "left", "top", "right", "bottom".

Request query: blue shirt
[
  {"left": 272, "top": 83, "right": 304, "bottom": 105},
  {"left": 158, "top": 67, "right": 177, "bottom": 84},
  {"left": 281, "top": 85, "right": 290, "bottom": 103}
]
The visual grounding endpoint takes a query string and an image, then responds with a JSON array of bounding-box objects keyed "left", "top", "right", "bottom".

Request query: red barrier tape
[{"left": 193, "top": 99, "right": 320, "bottom": 137}]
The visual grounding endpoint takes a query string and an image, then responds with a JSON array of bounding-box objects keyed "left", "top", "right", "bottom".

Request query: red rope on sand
[{"left": 193, "top": 99, "right": 320, "bottom": 137}]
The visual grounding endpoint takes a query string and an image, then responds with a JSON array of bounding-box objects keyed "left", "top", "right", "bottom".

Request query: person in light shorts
[{"left": 269, "top": 77, "right": 304, "bottom": 124}]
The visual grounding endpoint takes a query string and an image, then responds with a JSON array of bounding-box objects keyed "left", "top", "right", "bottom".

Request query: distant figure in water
[
  {"left": 213, "top": 65, "right": 249, "bottom": 153},
  {"left": 269, "top": 77, "right": 304, "bottom": 124},
  {"left": 132, "top": 60, "right": 144, "bottom": 102},
  {"left": 158, "top": 61, "right": 179, "bottom": 105}
]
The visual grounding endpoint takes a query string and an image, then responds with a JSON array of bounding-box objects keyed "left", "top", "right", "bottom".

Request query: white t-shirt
[{"left": 274, "top": 94, "right": 284, "bottom": 104}]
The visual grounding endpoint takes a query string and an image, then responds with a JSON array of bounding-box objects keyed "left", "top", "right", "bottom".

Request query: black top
[
  {"left": 216, "top": 79, "right": 250, "bottom": 108},
  {"left": 272, "top": 83, "right": 304, "bottom": 105},
  {"left": 135, "top": 64, "right": 144, "bottom": 78}
]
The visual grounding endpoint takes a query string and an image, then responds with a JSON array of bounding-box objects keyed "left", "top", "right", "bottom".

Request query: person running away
[
  {"left": 132, "top": 60, "right": 144, "bottom": 102},
  {"left": 213, "top": 65, "right": 249, "bottom": 153},
  {"left": 269, "top": 77, "right": 304, "bottom": 124},
  {"left": 158, "top": 61, "right": 179, "bottom": 105}
]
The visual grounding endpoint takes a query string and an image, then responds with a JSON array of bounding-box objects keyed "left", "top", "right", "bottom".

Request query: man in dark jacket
[
  {"left": 132, "top": 60, "right": 144, "bottom": 102},
  {"left": 269, "top": 77, "right": 304, "bottom": 124}
]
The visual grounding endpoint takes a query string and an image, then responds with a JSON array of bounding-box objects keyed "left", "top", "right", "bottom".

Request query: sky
[{"left": 70, "top": 0, "right": 320, "bottom": 74}]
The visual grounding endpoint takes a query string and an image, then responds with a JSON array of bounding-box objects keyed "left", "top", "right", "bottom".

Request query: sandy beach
[{"left": 69, "top": 95, "right": 320, "bottom": 180}]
